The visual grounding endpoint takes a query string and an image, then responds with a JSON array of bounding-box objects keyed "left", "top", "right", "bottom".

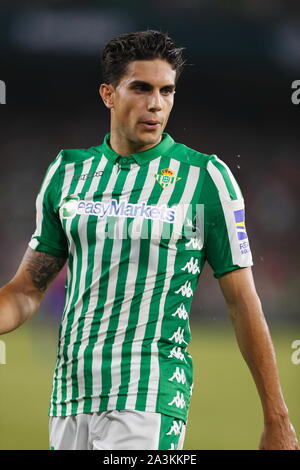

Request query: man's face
[{"left": 104, "top": 59, "right": 176, "bottom": 148}]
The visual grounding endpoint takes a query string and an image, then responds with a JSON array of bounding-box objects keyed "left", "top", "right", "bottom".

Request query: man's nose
[{"left": 147, "top": 90, "right": 163, "bottom": 111}]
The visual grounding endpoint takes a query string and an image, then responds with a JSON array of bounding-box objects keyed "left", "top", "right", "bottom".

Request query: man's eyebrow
[{"left": 129, "top": 80, "right": 175, "bottom": 90}]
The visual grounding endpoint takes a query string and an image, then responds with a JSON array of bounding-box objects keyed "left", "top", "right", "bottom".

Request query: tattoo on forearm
[{"left": 24, "top": 249, "right": 66, "bottom": 292}]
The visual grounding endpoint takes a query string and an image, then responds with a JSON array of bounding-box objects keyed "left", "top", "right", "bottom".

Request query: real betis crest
[{"left": 153, "top": 168, "right": 181, "bottom": 189}]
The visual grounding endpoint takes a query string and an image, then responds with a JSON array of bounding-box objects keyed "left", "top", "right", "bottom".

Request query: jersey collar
[{"left": 102, "top": 132, "right": 175, "bottom": 166}]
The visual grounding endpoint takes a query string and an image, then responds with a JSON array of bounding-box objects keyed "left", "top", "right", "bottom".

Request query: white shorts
[{"left": 49, "top": 410, "right": 186, "bottom": 450}]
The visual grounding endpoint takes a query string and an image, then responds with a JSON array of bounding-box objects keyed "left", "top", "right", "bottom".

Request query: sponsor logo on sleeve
[
  {"left": 234, "top": 209, "right": 248, "bottom": 240},
  {"left": 234, "top": 208, "right": 251, "bottom": 254}
]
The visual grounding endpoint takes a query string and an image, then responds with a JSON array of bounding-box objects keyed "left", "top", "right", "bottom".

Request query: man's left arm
[{"left": 218, "top": 266, "right": 299, "bottom": 450}]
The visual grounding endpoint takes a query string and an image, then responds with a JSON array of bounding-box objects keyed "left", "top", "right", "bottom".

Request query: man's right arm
[{"left": 0, "top": 247, "right": 66, "bottom": 334}]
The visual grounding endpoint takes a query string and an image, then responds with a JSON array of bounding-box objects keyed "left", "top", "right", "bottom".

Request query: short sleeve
[
  {"left": 201, "top": 154, "right": 253, "bottom": 279},
  {"left": 29, "top": 152, "right": 68, "bottom": 258}
]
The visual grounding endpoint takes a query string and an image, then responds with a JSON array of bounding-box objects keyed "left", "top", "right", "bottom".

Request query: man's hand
[{"left": 259, "top": 417, "right": 299, "bottom": 450}]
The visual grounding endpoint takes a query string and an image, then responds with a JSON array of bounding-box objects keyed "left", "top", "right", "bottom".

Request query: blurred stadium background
[{"left": 0, "top": 0, "right": 299, "bottom": 450}]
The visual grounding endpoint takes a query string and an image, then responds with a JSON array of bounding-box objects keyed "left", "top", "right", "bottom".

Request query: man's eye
[
  {"left": 161, "top": 89, "right": 174, "bottom": 95},
  {"left": 134, "top": 86, "right": 147, "bottom": 92}
]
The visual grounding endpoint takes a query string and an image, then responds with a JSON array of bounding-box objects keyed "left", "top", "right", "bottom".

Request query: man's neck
[{"left": 109, "top": 131, "right": 162, "bottom": 156}]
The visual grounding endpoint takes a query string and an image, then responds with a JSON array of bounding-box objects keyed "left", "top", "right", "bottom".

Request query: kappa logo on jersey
[
  {"left": 168, "top": 391, "right": 186, "bottom": 409},
  {"left": 74, "top": 170, "right": 104, "bottom": 181},
  {"left": 171, "top": 303, "right": 189, "bottom": 320},
  {"left": 168, "top": 367, "right": 187, "bottom": 384},
  {"left": 60, "top": 195, "right": 177, "bottom": 223},
  {"left": 166, "top": 419, "right": 184, "bottom": 436},
  {"left": 153, "top": 168, "right": 181, "bottom": 189}
]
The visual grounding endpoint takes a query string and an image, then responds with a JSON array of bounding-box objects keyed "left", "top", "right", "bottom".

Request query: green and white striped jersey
[{"left": 29, "top": 133, "right": 253, "bottom": 423}]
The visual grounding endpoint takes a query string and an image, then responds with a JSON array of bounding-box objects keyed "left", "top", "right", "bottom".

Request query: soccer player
[{"left": 0, "top": 30, "right": 299, "bottom": 451}]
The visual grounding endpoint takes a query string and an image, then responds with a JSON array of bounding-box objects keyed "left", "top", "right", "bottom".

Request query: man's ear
[{"left": 99, "top": 83, "right": 114, "bottom": 109}]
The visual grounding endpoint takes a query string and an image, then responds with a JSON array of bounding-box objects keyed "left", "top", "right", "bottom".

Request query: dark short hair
[{"left": 101, "top": 29, "right": 185, "bottom": 87}]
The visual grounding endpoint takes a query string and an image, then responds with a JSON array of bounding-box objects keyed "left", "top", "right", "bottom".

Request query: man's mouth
[{"left": 139, "top": 121, "right": 160, "bottom": 129}]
